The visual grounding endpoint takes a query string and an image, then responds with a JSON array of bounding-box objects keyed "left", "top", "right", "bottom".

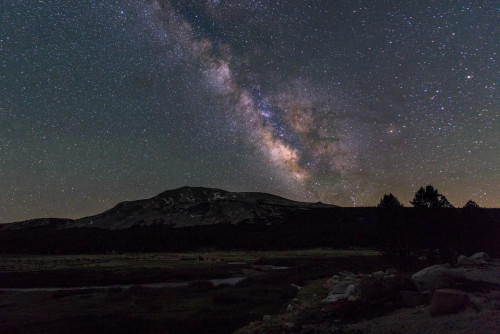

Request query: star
[{"left": 0, "top": 0, "right": 498, "bottom": 223}]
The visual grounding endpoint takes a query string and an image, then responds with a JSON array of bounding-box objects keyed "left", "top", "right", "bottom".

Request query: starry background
[{"left": 0, "top": 0, "right": 498, "bottom": 223}]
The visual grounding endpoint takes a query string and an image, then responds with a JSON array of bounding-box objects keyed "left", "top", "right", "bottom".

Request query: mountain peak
[
  {"left": 2, "top": 187, "right": 337, "bottom": 230},
  {"left": 155, "top": 186, "right": 231, "bottom": 203}
]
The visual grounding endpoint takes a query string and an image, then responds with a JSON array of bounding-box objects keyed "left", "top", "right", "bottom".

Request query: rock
[
  {"left": 291, "top": 283, "right": 303, "bottom": 291},
  {"left": 338, "top": 272, "right": 357, "bottom": 280},
  {"left": 385, "top": 268, "right": 398, "bottom": 275},
  {"left": 283, "top": 322, "right": 295, "bottom": 330},
  {"left": 329, "top": 279, "right": 359, "bottom": 294},
  {"left": 372, "top": 271, "right": 385, "bottom": 278},
  {"left": 455, "top": 252, "right": 491, "bottom": 266},
  {"left": 286, "top": 303, "right": 294, "bottom": 312},
  {"left": 429, "top": 289, "right": 469, "bottom": 316},
  {"left": 343, "top": 284, "right": 356, "bottom": 298},
  {"left": 323, "top": 277, "right": 338, "bottom": 290},
  {"left": 344, "top": 275, "right": 358, "bottom": 281},
  {"left": 347, "top": 295, "right": 360, "bottom": 302},
  {"left": 457, "top": 255, "right": 474, "bottom": 266},
  {"left": 469, "top": 252, "right": 491, "bottom": 263},
  {"left": 401, "top": 290, "right": 431, "bottom": 307},
  {"left": 321, "top": 293, "right": 344, "bottom": 303},
  {"left": 411, "top": 265, "right": 465, "bottom": 292},
  {"left": 262, "top": 315, "right": 272, "bottom": 321}
]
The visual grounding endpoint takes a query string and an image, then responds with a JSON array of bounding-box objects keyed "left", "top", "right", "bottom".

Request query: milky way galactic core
[{"left": 0, "top": 1, "right": 498, "bottom": 222}]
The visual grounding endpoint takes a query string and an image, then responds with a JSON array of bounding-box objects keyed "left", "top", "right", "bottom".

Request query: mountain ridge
[{"left": 1, "top": 186, "right": 337, "bottom": 230}]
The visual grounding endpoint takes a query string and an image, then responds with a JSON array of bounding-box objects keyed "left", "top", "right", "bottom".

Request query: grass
[
  {"left": 0, "top": 249, "right": 380, "bottom": 272},
  {"left": 0, "top": 249, "right": 382, "bottom": 288},
  {"left": 0, "top": 249, "right": 386, "bottom": 334},
  {"left": 0, "top": 279, "right": 297, "bottom": 334},
  {"left": 296, "top": 279, "right": 328, "bottom": 307}
]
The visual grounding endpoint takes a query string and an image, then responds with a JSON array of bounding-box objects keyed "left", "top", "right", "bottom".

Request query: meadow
[{"left": 0, "top": 249, "right": 384, "bottom": 334}]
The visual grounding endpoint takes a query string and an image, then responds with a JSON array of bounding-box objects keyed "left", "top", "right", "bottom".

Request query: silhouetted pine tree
[
  {"left": 410, "top": 185, "right": 453, "bottom": 208},
  {"left": 463, "top": 200, "right": 480, "bottom": 209},
  {"left": 377, "top": 193, "right": 404, "bottom": 208}
]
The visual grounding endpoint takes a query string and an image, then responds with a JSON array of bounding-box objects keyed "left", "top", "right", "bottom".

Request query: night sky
[{"left": 1, "top": 1, "right": 498, "bottom": 223}]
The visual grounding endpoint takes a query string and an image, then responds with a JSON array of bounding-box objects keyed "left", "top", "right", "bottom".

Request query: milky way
[{"left": 0, "top": 0, "right": 498, "bottom": 223}]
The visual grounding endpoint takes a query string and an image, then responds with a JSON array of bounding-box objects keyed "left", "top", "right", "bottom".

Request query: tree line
[
  {"left": 378, "top": 185, "right": 480, "bottom": 209},
  {"left": 0, "top": 185, "right": 497, "bottom": 261}
]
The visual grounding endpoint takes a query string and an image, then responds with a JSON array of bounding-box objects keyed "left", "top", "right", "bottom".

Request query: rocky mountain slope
[{"left": 1, "top": 187, "right": 336, "bottom": 230}]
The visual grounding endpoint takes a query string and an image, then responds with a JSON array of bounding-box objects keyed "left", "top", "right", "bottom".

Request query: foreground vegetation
[{"left": 0, "top": 250, "right": 388, "bottom": 334}]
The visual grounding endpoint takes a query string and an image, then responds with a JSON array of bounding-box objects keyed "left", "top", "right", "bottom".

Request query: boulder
[
  {"left": 283, "top": 322, "right": 295, "bottom": 330},
  {"left": 429, "top": 289, "right": 469, "bottom": 316},
  {"left": 469, "top": 252, "right": 491, "bottom": 263},
  {"left": 385, "top": 268, "right": 398, "bottom": 275},
  {"left": 343, "top": 284, "right": 356, "bottom": 298},
  {"left": 321, "top": 293, "right": 344, "bottom": 303},
  {"left": 338, "top": 272, "right": 358, "bottom": 280},
  {"left": 457, "top": 255, "right": 474, "bottom": 266},
  {"left": 401, "top": 290, "right": 431, "bottom": 307},
  {"left": 262, "top": 315, "right": 272, "bottom": 321},
  {"left": 371, "top": 271, "right": 385, "bottom": 278},
  {"left": 323, "top": 277, "right": 339, "bottom": 290},
  {"left": 347, "top": 295, "right": 360, "bottom": 302},
  {"left": 330, "top": 280, "right": 358, "bottom": 294},
  {"left": 411, "top": 265, "right": 465, "bottom": 292}
]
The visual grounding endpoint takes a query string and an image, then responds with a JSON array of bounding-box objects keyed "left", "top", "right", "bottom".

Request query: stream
[{"left": 0, "top": 277, "right": 245, "bottom": 292}]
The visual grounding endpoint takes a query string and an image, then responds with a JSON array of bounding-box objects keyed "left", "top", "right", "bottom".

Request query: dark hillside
[{"left": 1, "top": 208, "right": 499, "bottom": 260}]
